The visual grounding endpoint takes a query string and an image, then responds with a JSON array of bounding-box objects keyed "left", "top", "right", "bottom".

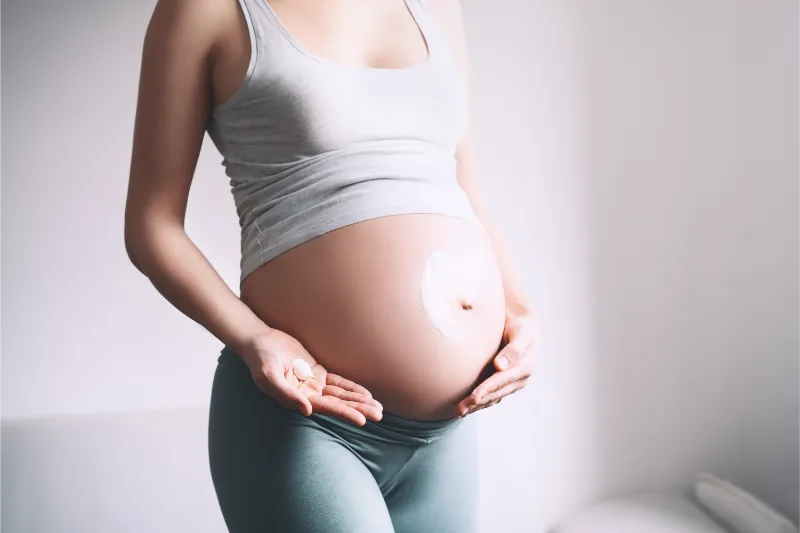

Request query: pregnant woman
[{"left": 125, "top": 0, "right": 539, "bottom": 531}]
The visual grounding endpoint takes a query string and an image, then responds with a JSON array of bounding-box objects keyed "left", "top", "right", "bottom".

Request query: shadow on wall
[{"left": 581, "top": 0, "right": 799, "bottom": 521}]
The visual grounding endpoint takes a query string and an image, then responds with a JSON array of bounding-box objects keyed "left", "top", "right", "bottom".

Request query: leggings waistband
[{"left": 370, "top": 410, "right": 461, "bottom": 440}]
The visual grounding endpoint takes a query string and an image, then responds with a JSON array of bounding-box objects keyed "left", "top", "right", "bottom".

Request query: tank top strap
[
  {"left": 229, "top": 0, "right": 267, "bottom": 83},
  {"left": 402, "top": 0, "right": 454, "bottom": 68},
  {"left": 406, "top": 0, "right": 430, "bottom": 12},
  {"left": 234, "top": 0, "right": 286, "bottom": 53}
]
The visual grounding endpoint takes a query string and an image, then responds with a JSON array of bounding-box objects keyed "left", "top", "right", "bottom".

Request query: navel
[{"left": 420, "top": 249, "right": 477, "bottom": 340}]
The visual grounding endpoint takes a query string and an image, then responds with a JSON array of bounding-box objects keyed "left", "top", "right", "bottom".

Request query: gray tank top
[{"left": 207, "top": 0, "right": 487, "bottom": 283}]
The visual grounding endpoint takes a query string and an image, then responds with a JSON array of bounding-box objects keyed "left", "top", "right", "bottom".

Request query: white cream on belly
[{"left": 420, "top": 249, "right": 478, "bottom": 340}]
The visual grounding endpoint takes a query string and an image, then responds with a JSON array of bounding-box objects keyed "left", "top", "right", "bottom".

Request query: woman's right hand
[{"left": 237, "top": 329, "right": 383, "bottom": 426}]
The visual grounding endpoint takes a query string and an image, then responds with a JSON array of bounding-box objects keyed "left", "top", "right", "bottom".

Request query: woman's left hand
[{"left": 454, "top": 308, "right": 539, "bottom": 417}]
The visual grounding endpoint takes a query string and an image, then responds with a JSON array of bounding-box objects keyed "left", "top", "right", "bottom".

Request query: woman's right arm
[
  {"left": 125, "top": 0, "right": 270, "bottom": 362},
  {"left": 125, "top": 0, "right": 382, "bottom": 425}
]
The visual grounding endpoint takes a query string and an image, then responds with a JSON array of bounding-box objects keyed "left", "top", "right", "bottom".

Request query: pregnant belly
[{"left": 240, "top": 214, "right": 507, "bottom": 420}]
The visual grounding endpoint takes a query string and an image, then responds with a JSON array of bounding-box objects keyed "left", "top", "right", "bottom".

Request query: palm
[
  {"left": 245, "top": 328, "right": 383, "bottom": 426},
  {"left": 283, "top": 353, "right": 382, "bottom": 426}
]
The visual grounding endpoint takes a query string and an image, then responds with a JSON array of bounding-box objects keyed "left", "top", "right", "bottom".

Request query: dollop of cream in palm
[{"left": 291, "top": 358, "right": 315, "bottom": 380}]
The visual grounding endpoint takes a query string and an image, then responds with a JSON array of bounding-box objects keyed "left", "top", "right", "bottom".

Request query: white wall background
[
  {"left": 580, "top": 1, "right": 799, "bottom": 519},
  {"left": 2, "top": 0, "right": 797, "bottom": 532}
]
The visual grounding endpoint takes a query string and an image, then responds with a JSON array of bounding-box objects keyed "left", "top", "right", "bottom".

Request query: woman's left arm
[{"left": 429, "top": 0, "right": 540, "bottom": 417}]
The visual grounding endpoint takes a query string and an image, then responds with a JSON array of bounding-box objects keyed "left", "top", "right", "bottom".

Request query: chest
[
  {"left": 263, "top": 0, "right": 430, "bottom": 70},
  {"left": 211, "top": 0, "right": 468, "bottom": 158},
  {"left": 262, "top": 63, "right": 465, "bottom": 155}
]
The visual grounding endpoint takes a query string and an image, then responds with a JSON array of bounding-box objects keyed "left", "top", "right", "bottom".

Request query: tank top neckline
[{"left": 258, "top": 0, "right": 435, "bottom": 74}]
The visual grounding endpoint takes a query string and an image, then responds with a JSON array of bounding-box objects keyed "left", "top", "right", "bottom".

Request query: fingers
[
  {"left": 257, "top": 359, "right": 382, "bottom": 425},
  {"left": 342, "top": 399, "right": 383, "bottom": 423},
  {"left": 480, "top": 337, "right": 535, "bottom": 402},
  {"left": 465, "top": 397, "right": 502, "bottom": 415},
  {"left": 453, "top": 378, "right": 527, "bottom": 418},
  {"left": 453, "top": 359, "right": 531, "bottom": 417},
  {"left": 473, "top": 380, "right": 527, "bottom": 409},
  {"left": 311, "top": 363, "right": 327, "bottom": 384},
  {"left": 471, "top": 363, "right": 528, "bottom": 404},
  {"left": 325, "top": 373, "right": 374, "bottom": 399},
  {"left": 318, "top": 385, "right": 383, "bottom": 422},
  {"left": 258, "top": 368, "right": 383, "bottom": 424},
  {"left": 299, "top": 376, "right": 325, "bottom": 395},
  {"left": 309, "top": 395, "right": 370, "bottom": 426},
  {"left": 323, "top": 385, "right": 383, "bottom": 411}
]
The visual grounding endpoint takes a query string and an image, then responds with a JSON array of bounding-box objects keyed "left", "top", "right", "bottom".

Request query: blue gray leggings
[{"left": 208, "top": 347, "right": 480, "bottom": 533}]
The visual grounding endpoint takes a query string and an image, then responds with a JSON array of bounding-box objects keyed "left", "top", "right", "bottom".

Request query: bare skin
[
  {"left": 241, "top": 214, "right": 509, "bottom": 420},
  {"left": 125, "top": 0, "right": 539, "bottom": 425}
]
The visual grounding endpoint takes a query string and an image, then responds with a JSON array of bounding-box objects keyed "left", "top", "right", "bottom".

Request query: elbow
[
  {"left": 124, "top": 211, "right": 155, "bottom": 274},
  {"left": 124, "top": 224, "right": 145, "bottom": 274},
  {"left": 123, "top": 212, "right": 184, "bottom": 274}
]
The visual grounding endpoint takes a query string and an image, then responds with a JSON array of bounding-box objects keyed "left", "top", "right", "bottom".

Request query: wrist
[{"left": 229, "top": 325, "right": 274, "bottom": 360}]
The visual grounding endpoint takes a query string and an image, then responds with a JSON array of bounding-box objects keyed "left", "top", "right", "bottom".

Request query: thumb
[
  {"left": 494, "top": 342, "right": 520, "bottom": 371},
  {"left": 261, "top": 368, "right": 314, "bottom": 416}
]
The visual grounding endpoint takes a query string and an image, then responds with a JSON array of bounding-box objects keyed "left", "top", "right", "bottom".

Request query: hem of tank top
[
  {"left": 238, "top": 207, "right": 487, "bottom": 284},
  {"left": 258, "top": 0, "right": 435, "bottom": 73},
  {"left": 212, "top": 0, "right": 259, "bottom": 117}
]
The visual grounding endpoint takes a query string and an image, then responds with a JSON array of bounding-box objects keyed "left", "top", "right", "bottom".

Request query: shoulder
[
  {"left": 426, "top": 0, "right": 467, "bottom": 47},
  {"left": 143, "top": 0, "right": 241, "bottom": 61},
  {"left": 426, "top": 0, "right": 469, "bottom": 73},
  {"left": 426, "top": 0, "right": 464, "bottom": 25}
]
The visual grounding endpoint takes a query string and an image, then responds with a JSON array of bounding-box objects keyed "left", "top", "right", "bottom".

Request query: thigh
[
  {"left": 208, "top": 352, "right": 395, "bottom": 533},
  {"left": 385, "top": 416, "right": 480, "bottom": 533}
]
